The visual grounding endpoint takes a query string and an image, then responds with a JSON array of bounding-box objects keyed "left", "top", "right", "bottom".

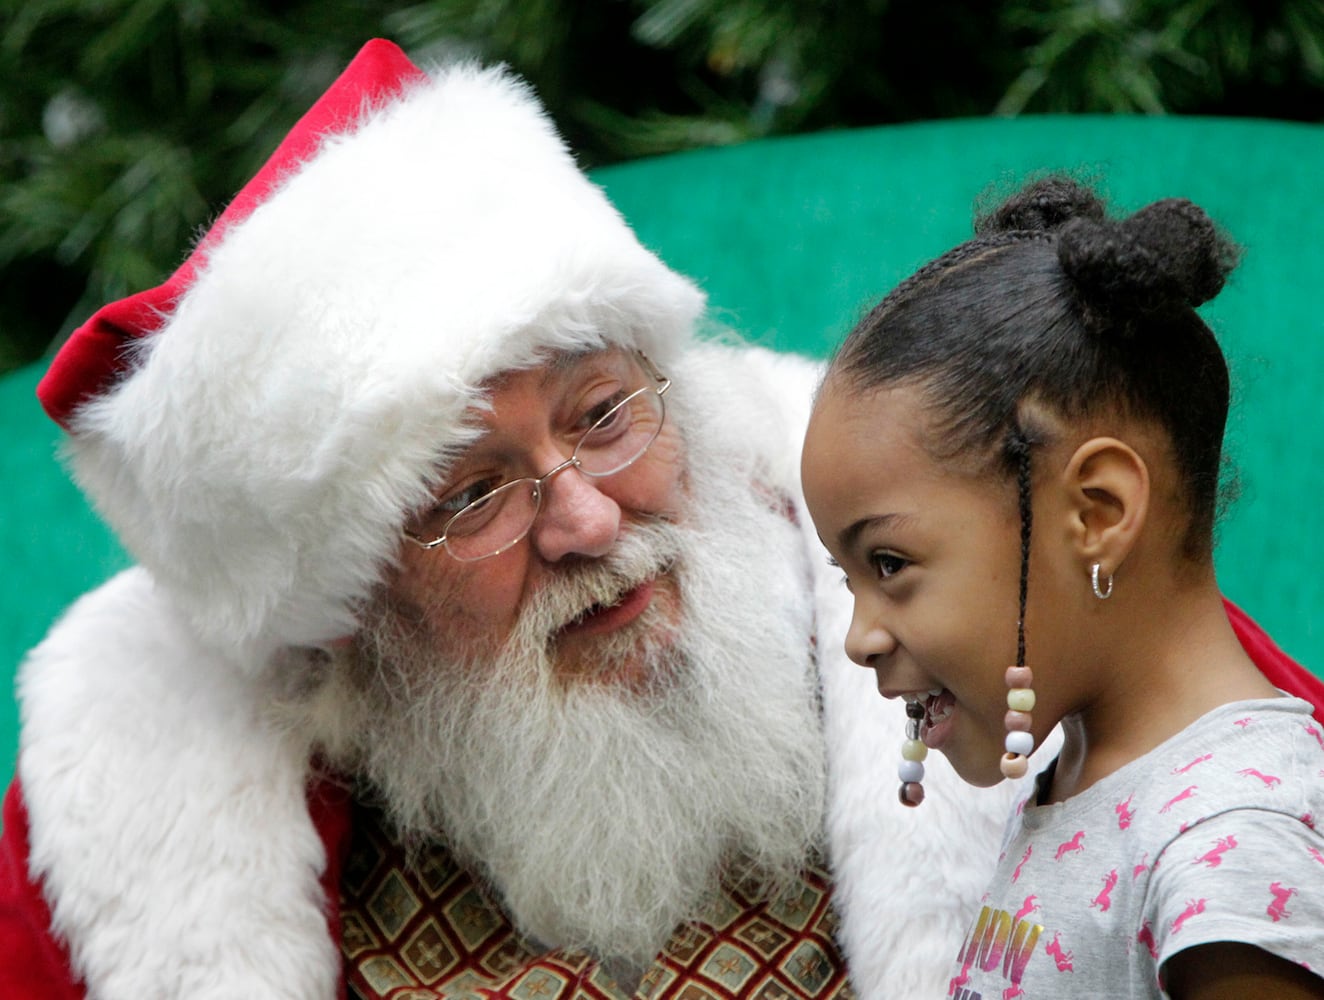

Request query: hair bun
[
  {"left": 1057, "top": 198, "right": 1238, "bottom": 319},
  {"left": 975, "top": 176, "right": 1105, "bottom": 236}
]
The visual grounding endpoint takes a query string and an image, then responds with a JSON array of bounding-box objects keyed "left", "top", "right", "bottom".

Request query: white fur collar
[{"left": 19, "top": 569, "right": 339, "bottom": 998}]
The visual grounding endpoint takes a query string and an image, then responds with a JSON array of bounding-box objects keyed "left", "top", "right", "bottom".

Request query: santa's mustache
[{"left": 518, "top": 516, "right": 684, "bottom": 638}]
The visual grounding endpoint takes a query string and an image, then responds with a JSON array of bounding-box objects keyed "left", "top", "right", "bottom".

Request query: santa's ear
[{"left": 1059, "top": 436, "right": 1149, "bottom": 578}]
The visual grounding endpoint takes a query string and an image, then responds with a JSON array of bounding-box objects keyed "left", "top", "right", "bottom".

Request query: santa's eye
[
  {"left": 436, "top": 477, "right": 504, "bottom": 517},
  {"left": 577, "top": 390, "right": 630, "bottom": 433}
]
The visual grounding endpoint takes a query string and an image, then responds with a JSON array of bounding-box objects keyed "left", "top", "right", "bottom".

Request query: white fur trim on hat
[{"left": 65, "top": 62, "right": 705, "bottom": 671}]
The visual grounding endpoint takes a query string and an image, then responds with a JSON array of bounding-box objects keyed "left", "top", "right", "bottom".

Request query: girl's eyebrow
[{"left": 840, "top": 512, "right": 914, "bottom": 551}]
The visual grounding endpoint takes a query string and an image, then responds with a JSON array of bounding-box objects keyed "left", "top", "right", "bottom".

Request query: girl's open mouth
[{"left": 920, "top": 688, "right": 957, "bottom": 750}]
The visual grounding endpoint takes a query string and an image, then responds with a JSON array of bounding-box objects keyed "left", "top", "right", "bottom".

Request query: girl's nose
[{"left": 844, "top": 605, "right": 897, "bottom": 669}]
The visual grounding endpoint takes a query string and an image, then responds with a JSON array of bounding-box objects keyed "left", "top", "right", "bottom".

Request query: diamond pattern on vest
[{"left": 340, "top": 801, "right": 854, "bottom": 1000}]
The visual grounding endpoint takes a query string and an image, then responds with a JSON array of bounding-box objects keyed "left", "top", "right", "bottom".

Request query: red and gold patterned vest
[{"left": 340, "top": 802, "right": 854, "bottom": 1000}]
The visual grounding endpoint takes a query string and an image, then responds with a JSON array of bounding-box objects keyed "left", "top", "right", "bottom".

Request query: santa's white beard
[{"left": 318, "top": 455, "right": 826, "bottom": 967}]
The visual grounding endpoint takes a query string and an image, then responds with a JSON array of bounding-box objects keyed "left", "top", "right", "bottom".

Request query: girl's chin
[
  {"left": 924, "top": 708, "right": 1008, "bottom": 788},
  {"left": 968, "top": 768, "right": 1013, "bottom": 789},
  {"left": 943, "top": 748, "right": 1011, "bottom": 789}
]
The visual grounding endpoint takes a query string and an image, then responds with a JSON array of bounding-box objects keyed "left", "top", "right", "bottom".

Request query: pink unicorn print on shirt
[
  {"left": 1045, "top": 932, "right": 1074, "bottom": 971},
  {"left": 1193, "top": 835, "right": 1237, "bottom": 868},
  {"left": 1115, "top": 794, "right": 1135, "bottom": 830},
  {"left": 1014, "top": 896, "right": 1039, "bottom": 922},
  {"left": 1136, "top": 920, "right": 1159, "bottom": 960},
  {"left": 1305, "top": 722, "right": 1324, "bottom": 751},
  {"left": 1012, "top": 844, "right": 1033, "bottom": 882},
  {"left": 1238, "top": 767, "right": 1282, "bottom": 788},
  {"left": 1161, "top": 786, "right": 1198, "bottom": 813},
  {"left": 948, "top": 967, "right": 970, "bottom": 996},
  {"left": 1090, "top": 869, "right": 1118, "bottom": 911},
  {"left": 1171, "top": 899, "right": 1206, "bottom": 934},
  {"left": 1133, "top": 851, "right": 1150, "bottom": 880},
  {"left": 1172, "top": 753, "right": 1213, "bottom": 774},
  {"left": 1308, "top": 847, "right": 1324, "bottom": 866},
  {"left": 1233, "top": 717, "right": 1254, "bottom": 728},
  {"left": 1268, "top": 882, "right": 1297, "bottom": 922},
  {"left": 1055, "top": 831, "right": 1085, "bottom": 860}
]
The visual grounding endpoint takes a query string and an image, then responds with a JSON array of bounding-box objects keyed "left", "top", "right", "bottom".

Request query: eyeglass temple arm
[{"left": 636, "top": 350, "right": 671, "bottom": 395}]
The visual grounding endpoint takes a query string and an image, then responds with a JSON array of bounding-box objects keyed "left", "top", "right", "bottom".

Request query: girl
[{"left": 801, "top": 177, "right": 1324, "bottom": 998}]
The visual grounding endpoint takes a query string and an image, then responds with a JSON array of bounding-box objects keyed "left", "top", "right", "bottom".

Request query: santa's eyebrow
[
  {"left": 481, "top": 348, "right": 604, "bottom": 394},
  {"left": 538, "top": 347, "right": 611, "bottom": 386}
]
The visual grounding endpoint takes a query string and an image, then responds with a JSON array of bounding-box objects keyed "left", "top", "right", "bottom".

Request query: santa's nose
[{"left": 529, "top": 461, "right": 621, "bottom": 562}]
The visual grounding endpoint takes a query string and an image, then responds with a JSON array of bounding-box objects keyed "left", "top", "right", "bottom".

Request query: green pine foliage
[
  {"left": 2, "top": 0, "right": 1321, "bottom": 374},
  {"left": 998, "top": 0, "right": 1324, "bottom": 115}
]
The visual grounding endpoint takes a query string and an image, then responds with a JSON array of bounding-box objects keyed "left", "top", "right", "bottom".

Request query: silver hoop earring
[{"left": 1091, "top": 562, "right": 1114, "bottom": 600}]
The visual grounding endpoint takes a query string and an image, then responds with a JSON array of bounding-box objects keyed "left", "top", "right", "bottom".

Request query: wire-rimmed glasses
[{"left": 403, "top": 352, "right": 671, "bottom": 562}]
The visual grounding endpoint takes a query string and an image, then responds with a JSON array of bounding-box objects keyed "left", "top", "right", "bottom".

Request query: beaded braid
[{"left": 1001, "top": 431, "right": 1037, "bottom": 779}]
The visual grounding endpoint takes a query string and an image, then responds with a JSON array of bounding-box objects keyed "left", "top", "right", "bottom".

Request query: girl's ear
[{"left": 1061, "top": 436, "right": 1150, "bottom": 575}]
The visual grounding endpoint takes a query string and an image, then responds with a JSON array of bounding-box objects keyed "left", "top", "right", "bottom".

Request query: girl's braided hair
[{"left": 830, "top": 175, "right": 1241, "bottom": 558}]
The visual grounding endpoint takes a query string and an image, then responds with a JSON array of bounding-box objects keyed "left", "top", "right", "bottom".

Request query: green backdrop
[{"left": 3, "top": 115, "right": 1321, "bottom": 781}]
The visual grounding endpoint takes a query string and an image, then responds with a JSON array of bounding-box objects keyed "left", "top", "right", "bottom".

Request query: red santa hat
[
  {"left": 38, "top": 40, "right": 426, "bottom": 427},
  {"left": 42, "top": 39, "right": 705, "bottom": 669}
]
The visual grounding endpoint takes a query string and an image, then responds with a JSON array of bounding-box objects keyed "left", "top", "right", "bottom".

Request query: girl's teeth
[{"left": 903, "top": 688, "right": 943, "bottom": 702}]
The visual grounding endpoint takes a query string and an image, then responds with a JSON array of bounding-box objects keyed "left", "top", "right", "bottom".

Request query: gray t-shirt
[{"left": 945, "top": 695, "right": 1324, "bottom": 999}]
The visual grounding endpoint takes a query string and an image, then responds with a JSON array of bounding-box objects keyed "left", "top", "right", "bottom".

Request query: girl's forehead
[
  {"left": 810, "top": 378, "right": 937, "bottom": 446},
  {"left": 804, "top": 382, "right": 938, "bottom": 493},
  {"left": 803, "top": 378, "right": 1015, "bottom": 528}
]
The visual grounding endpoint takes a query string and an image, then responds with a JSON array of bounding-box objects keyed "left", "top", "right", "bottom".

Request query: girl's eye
[{"left": 870, "top": 552, "right": 909, "bottom": 580}]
